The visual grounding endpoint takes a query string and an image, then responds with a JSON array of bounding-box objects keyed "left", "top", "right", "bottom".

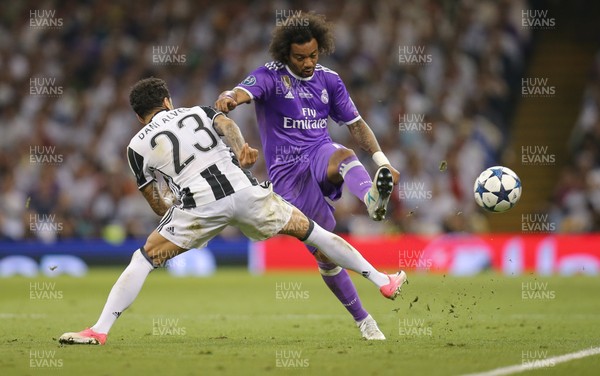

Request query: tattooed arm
[
  {"left": 213, "top": 114, "right": 258, "bottom": 169},
  {"left": 347, "top": 119, "right": 400, "bottom": 183},
  {"left": 140, "top": 182, "right": 172, "bottom": 216},
  {"left": 347, "top": 119, "right": 383, "bottom": 155}
]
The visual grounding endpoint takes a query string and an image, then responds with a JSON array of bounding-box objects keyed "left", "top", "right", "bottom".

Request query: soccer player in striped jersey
[
  {"left": 58, "top": 78, "right": 406, "bottom": 345},
  {"left": 215, "top": 12, "right": 400, "bottom": 340}
]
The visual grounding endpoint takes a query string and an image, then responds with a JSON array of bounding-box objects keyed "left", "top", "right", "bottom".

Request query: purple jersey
[{"left": 235, "top": 62, "right": 361, "bottom": 177}]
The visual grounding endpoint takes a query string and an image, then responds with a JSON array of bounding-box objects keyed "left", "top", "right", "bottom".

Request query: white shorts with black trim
[{"left": 156, "top": 183, "right": 293, "bottom": 250}]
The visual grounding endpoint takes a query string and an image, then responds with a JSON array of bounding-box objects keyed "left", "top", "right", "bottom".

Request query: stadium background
[
  {"left": 3, "top": 3, "right": 600, "bottom": 375},
  {"left": 0, "top": 0, "right": 599, "bottom": 273}
]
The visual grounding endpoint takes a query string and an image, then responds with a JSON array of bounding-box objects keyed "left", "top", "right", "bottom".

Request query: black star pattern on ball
[
  {"left": 475, "top": 182, "right": 488, "bottom": 197},
  {"left": 490, "top": 167, "right": 504, "bottom": 179},
  {"left": 494, "top": 180, "right": 513, "bottom": 203}
]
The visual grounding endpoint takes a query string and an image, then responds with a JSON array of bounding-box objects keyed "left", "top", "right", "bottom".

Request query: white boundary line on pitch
[{"left": 462, "top": 346, "right": 600, "bottom": 376}]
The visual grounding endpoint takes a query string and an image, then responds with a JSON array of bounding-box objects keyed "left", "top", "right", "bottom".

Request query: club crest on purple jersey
[{"left": 320, "top": 89, "right": 329, "bottom": 104}]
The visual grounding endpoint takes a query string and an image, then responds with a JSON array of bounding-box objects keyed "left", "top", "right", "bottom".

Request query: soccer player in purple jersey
[
  {"left": 215, "top": 12, "right": 402, "bottom": 340},
  {"left": 58, "top": 77, "right": 407, "bottom": 345}
]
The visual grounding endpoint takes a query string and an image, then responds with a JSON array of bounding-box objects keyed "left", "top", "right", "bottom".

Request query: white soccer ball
[{"left": 473, "top": 166, "right": 522, "bottom": 212}]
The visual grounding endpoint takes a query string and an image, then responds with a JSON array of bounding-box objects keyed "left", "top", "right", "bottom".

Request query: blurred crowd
[
  {"left": 549, "top": 50, "right": 600, "bottom": 232},
  {"left": 0, "top": 0, "right": 532, "bottom": 242}
]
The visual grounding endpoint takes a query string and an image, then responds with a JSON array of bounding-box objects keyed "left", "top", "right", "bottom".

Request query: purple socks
[
  {"left": 307, "top": 155, "right": 371, "bottom": 322},
  {"left": 338, "top": 156, "right": 371, "bottom": 202},
  {"left": 317, "top": 261, "right": 369, "bottom": 322}
]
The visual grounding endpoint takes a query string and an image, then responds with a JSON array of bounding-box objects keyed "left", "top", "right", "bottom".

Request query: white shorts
[{"left": 156, "top": 183, "right": 293, "bottom": 250}]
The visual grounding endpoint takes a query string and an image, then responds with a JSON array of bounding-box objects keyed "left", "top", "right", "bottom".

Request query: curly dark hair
[
  {"left": 129, "top": 77, "right": 171, "bottom": 118},
  {"left": 269, "top": 12, "right": 335, "bottom": 64}
]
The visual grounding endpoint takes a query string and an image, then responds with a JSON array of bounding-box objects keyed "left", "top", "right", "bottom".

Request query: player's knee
[
  {"left": 141, "top": 243, "right": 179, "bottom": 268},
  {"left": 142, "top": 231, "right": 185, "bottom": 267},
  {"left": 328, "top": 148, "right": 357, "bottom": 181},
  {"left": 318, "top": 264, "right": 343, "bottom": 276},
  {"left": 313, "top": 250, "right": 332, "bottom": 263},
  {"left": 280, "top": 207, "right": 311, "bottom": 238},
  {"left": 333, "top": 147, "right": 356, "bottom": 163}
]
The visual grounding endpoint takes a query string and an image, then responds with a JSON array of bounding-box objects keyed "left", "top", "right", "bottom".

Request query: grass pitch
[{"left": 1, "top": 268, "right": 599, "bottom": 375}]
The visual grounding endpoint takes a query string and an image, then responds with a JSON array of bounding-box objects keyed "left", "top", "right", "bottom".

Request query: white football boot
[
  {"left": 357, "top": 314, "right": 386, "bottom": 340},
  {"left": 365, "top": 166, "right": 394, "bottom": 221}
]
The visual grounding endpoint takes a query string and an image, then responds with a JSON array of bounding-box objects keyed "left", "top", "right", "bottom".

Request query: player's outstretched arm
[
  {"left": 214, "top": 88, "right": 252, "bottom": 113},
  {"left": 213, "top": 114, "right": 258, "bottom": 168},
  {"left": 140, "top": 182, "right": 172, "bottom": 216},
  {"left": 347, "top": 119, "right": 400, "bottom": 184}
]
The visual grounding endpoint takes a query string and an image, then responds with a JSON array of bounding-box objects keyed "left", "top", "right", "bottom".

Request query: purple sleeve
[
  {"left": 234, "top": 66, "right": 274, "bottom": 101},
  {"left": 328, "top": 74, "right": 361, "bottom": 125}
]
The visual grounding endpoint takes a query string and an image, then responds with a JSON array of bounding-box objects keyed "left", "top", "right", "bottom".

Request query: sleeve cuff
[
  {"left": 339, "top": 115, "right": 362, "bottom": 126},
  {"left": 233, "top": 86, "right": 254, "bottom": 101}
]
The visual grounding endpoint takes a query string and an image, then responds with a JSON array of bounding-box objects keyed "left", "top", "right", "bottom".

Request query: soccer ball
[{"left": 473, "top": 166, "right": 522, "bottom": 212}]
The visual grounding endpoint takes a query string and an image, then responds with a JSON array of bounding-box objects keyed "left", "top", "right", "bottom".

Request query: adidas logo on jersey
[
  {"left": 285, "top": 91, "right": 294, "bottom": 99},
  {"left": 165, "top": 226, "right": 175, "bottom": 235},
  {"left": 265, "top": 61, "right": 285, "bottom": 70}
]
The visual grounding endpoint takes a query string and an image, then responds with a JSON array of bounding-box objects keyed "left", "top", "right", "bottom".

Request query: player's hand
[
  {"left": 214, "top": 96, "right": 237, "bottom": 114},
  {"left": 385, "top": 164, "right": 400, "bottom": 185},
  {"left": 239, "top": 143, "right": 259, "bottom": 169}
]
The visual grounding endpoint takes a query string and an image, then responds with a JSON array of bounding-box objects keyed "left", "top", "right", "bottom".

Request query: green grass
[{"left": 1, "top": 268, "right": 599, "bottom": 375}]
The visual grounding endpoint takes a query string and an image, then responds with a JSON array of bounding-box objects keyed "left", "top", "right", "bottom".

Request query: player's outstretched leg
[
  {"left": 59, "top": 231, "right": 185, "bottom": 345},
  {"left": 307, "top": 226, "right": 406, "bottom": 299},
  {"left": 58, "top": 248, "right": 153, "bottom": 345},
  {"left": 279, "top": 208, "right": 407, "bottom": 300}
]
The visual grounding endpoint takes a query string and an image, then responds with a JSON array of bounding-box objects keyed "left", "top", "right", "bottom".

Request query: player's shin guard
[
  {"left": 317, "top": 261, "right": 369, "bottom": 322},
  {"left": 303, "top": 221, "right": 389, "bottom": 287},
  {"left": 338, "top": 156, "right": 372, "bottom": 201},
  {"left": 91, "top": 248, "right": 154, "bottom": 334}
]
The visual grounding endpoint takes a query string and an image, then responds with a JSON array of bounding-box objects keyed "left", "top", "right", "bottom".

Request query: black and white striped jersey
[{"left": 127, "top": 106, "right": 258, "bottom": 208}]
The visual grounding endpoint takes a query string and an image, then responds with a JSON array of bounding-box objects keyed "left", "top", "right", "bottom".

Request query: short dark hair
[
  {"left": 129, "top": 77, "right": 171, "bottom": 118},
  {"left": 269, "top": 12, "right": 335, "bottom": 64}
]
